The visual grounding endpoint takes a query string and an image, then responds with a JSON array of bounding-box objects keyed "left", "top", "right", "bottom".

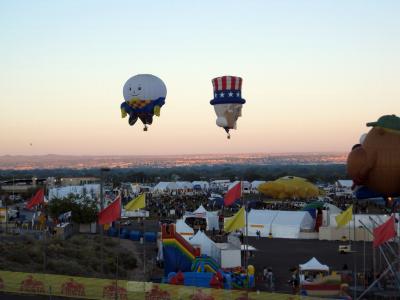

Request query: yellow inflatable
[
  {"left": 247, "top": 265, "right": 255, "bottom": 275},
  {"left": 257, "top": 176, "right": 320, "bottom": 200}
]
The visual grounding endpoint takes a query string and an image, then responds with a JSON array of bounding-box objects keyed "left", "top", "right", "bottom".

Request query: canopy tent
[
  {"left": 189, "top": 230, "right": 220, "bottom": 263},
  {"left": 183, "top": 205, "right": 219, "bottom": 230},
  {"left": 247, "top": 209, "right": 315, "bottom": 239},
  {"left": 240, "top": 244, "right": 257, "bottom": 251},
  {"left": 175, "top": 219, "right": 194, "bottom": 240},
  {"left": 299, "top": 257, "right": 329, "bottom": 272}
]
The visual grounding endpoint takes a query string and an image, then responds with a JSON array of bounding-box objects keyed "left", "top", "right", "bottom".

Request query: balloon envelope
[{"left": 258, "top": 176, "right": 320, "bottom": 200}]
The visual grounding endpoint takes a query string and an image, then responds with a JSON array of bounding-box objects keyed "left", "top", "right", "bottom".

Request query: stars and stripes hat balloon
[
  {"left": 210, "top": 76, "right": 246, "bottom": 105},
  {"left": 210, "top": 76, "right": 246, "bottom": 139}
]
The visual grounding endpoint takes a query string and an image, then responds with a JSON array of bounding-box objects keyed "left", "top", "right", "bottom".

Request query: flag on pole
[
  {"left": 224, "top": 181, "right": 242, "bottom": 206},
  {"left": 224, "top": 206, "right": 245, "bottom": 232},
  {"left": 125, "top": 193, "right": 146, "bottom": 211},
  {"left": 335, "top": 205, "right": 353, "bottom": 228},
  {"left": 98, "top": 196, "right": 121, "bottom": 225},
  {"left": 26, "top": 189, "right": 45, "bottom": 210},
  {"left": 373, "top": 215, "right": 397, "bottom": 248}
]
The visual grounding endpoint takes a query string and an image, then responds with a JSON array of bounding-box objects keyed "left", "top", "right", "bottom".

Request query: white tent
[
  {"left": 272, "top": 211, "right": 315, "bottom": 238},
  {"left": 183, "top": 205, "right": 219, "bottom": 230},
  {"left": 299, "top": 257, "right": 329, "bottom": 272},
  {"left": 176, "top": 181, "right": 193, "bottom": 190},
  {"left": 192, "top": 181, "right": 210, "bottom": 191},
  {"left": 323, "top": 203, "right": 342, "bottom": 214},
  {"left": 189, "top": 230, "right": 220, "bottom": 263},
  {"left": 48, "top": 184, "right": 100, "bottom": 201},
  {"left": 329, "top": 213, "right": 394, "bottom": 229},
  {"left": 175, "top": 219, "right": 194, "bottom": 240},
  {"left": 247, "top": 209, "right": 315, "bottom": 239},
  {"left": 250, "top": 180, "right": 266, "bottom": 193},
  {"left": 152, "top": 182, "right": 177, "bottom": 193}
]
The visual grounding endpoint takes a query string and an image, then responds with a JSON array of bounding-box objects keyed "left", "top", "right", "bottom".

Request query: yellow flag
[
  {"left": 125, "top": 194, "right": 146, "bottom": 211},
  {"left": 224, "top": 206, "right": 245, "bottom": 232},
  {"left": 335, "top": 205, "right": 353, "bottom": 228}
]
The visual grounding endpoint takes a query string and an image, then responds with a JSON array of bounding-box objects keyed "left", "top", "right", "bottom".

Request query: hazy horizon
[
  {"left": 1, "top": 1, "right": 399, "bottom": 156},
  {"left": 0, "top": 151, "right": 347, "bottom": 157}
]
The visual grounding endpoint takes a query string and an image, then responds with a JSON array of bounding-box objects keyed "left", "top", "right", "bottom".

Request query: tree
[{"left": 47, "top": 196, "right": 98, "bottom": 224}]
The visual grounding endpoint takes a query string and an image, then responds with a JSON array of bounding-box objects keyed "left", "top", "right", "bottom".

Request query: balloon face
[
  {"left": 214, "top": 104, "right": 243, "bottom": 129},
  {"left": 120, "top": 74, "right": 167, "bottom": 130},
  {"left": 123, "top": 74, "right": 167, "bottom": 102}
]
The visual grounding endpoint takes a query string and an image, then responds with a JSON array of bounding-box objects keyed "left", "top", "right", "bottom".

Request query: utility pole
[{"left": 100, "top": 167, "right": 110, "bottom": 275}]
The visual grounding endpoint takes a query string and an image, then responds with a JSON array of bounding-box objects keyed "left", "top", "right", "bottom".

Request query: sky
[{"left": 0, "top": 0, "right": 399, "bottom": 156}]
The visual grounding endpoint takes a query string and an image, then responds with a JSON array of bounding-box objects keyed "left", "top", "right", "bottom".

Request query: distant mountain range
[{"left": 0, "top": 153, "right": 347, "bottom": 170}]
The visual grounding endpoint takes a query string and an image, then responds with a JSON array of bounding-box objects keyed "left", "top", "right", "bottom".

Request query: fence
[{"left": 0, "top": 270, "right": 319, "bottom": 300}]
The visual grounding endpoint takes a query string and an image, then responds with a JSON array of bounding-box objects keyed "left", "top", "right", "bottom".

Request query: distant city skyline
[
  {"left": 1, "top": 1, "right": 399, "bottom": 156},
  {"left": 0, "top": 152, "right": 347, "bottom": 170}
]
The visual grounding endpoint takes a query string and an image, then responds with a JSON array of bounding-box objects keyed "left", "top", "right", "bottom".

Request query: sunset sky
[{"left": 1, "top": 1, "right": 399, "bottom": 156}]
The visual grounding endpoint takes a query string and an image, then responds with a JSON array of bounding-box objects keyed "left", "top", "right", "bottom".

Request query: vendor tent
[
  {"left": 247, "top": 209, "right": 315, "bottom": 239},
  {"left": 189, "top": 231, "right": 220, "bottom": 263},
  {"left": 183, "top": 205, "right": 219, "bottom": 230},
  {"left": 299, "top": 257, "right": 329, "bottom": 272},
  {"left": 175, "top": 219, "right": 194, "bottom": 240}
]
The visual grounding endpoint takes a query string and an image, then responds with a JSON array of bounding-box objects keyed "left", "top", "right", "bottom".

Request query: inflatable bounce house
[{"left": 161, "top": 224, "right": 255, "bottom": 290}]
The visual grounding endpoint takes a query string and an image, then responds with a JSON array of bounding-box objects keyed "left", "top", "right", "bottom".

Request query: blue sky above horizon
[{"left": 1, "top": 1, "right": 399, "bottom": 155}]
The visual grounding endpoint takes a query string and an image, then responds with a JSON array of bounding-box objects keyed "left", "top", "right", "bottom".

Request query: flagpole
[
  {"left": 359, "top": 220, "right": 400, "bottom": 288},
  {"left": 100, "top": 167, "right": 110, "bottom": 275},
  {"left": 352, "top": 200, "right": 357, "bottom": 299},
  {"left": 143, "top": 193, "right": 147, "bottom": 291},
  {"left": 116, "top": 219, "right": 120, "bottom": 300},
  {"left": 240, "top": 180, "right": 249, "bottom": 291}
]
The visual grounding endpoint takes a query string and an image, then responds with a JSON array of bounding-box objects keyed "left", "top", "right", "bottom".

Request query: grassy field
[{"left": 0, "top": 234, "right": 139, "bottom": 280}]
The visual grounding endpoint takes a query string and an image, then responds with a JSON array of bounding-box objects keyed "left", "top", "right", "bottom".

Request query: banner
[{"left": 0, "top": 270, "right": 319, "bottom": 300}]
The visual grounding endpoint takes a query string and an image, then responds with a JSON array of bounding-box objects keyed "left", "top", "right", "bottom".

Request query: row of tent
[
  {"left": 152, "top": 180, "right": 266, "bottom": 193},
  {"left": 175, "top": 205, "right": 315, "bottom": 239}
]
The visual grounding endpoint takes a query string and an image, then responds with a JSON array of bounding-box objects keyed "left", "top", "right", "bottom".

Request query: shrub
[
  {"left": 47, "top": 259, "right": 86, "bottom": 276},
  {"left": 104, "top": 238, "right": 117, "bottom": 248},
  {"left": 120, "top": 252, "right": 137, "bottom": 269},
  {"left": 6, "top": 248, "right": 31, "bottom": 264}
]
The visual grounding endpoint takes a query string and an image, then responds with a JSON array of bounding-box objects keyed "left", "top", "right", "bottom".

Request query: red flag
[
  {"left": 98, "top": 196, "right": 121, "bottom": 225},
  {"left": 373, "top": 216, "right": 397, "bottom": 248},
  {"left": 224, "top": 182, "right": 242, "bottom": 206},
  {"left": 26, "top": 189, "right": 44, "bottom": 210}
]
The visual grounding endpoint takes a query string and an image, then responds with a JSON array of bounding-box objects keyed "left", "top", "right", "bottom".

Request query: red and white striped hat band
[{"left": 212, "top": 76, "right": 242, "bottom": 91}]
